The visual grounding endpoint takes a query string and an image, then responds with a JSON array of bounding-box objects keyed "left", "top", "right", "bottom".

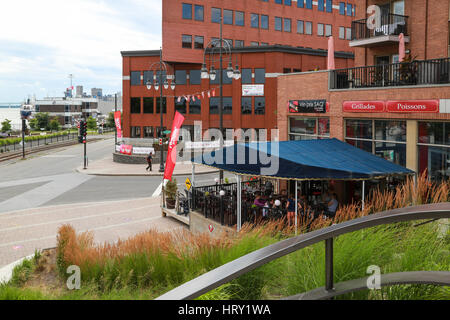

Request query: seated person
[{"left": 327, "top": 193, "right": 339, "bottom": 216}]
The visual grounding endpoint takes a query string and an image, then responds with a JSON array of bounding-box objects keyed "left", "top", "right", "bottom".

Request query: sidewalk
[{"left": 76, "top": 154, "right": 217, "bottom": 176}]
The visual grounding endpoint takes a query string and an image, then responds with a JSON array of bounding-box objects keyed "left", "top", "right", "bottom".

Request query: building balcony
[
  {"left": 350, "top": 14, "right": 409, "bottom": 47},
  {"left": 329, "top": 57, "right": 450, "bottom": 90}
]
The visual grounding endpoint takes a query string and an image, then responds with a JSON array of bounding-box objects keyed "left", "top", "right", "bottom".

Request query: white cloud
[{"left": 0, "top": 0, "right": 162, "bottom": 101}]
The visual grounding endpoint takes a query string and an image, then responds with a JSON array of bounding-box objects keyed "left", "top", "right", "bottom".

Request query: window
[
  {"left": 175, "top": 70, "right": 187, "bottom": 85},
  {"left": 305, "top": 21, "right": 312, "bottom": 34},
  {"left": 155, "top": 70, "right": 167, "bottom": 83},
  {"left": 255, "top": 97, "right": 265, "bottom": 115},
  {"left": 182, "top": 3, "right": 192, "bottom": 19},
  {"left": 261, "top": 15, "right": 269, "bottom": 29},
  {"left": 251, "top": 13, "right": 259, "bottom": 28},
  {"left": 189, "top": 70, "right": 201, "bottom": 85},
  {"left": 275, "top": 0, "right": 282, "bottom": 3},
  {"left": 255, "top": 68, "right": 265, "bottom": 84},
  {"left": 285, "top": 0, "right": 292, "bottom": 5},
  {"left": 194, "top": 5, "right": 204, "bottom": 21},
  {"left": 275, "top": 17, "right": 282, "bottom": 31},
  {"left": 298, "top": 0, "right": 304, "bottom": 8},
  {"left": 289, "top": 117, "right": 330, "bottom": 140},
  {"left": 144, "top": 126, "right": 154, "bottom": 138},
  {"left": 189, "top": 99, "right": 201, "bottom": 114},
  {"left": 339, "top": 2, "right": 345, "bottom": 15},
  {"left": 182, "top": 35, "right": 192, "bottom": 48},
  {"left": 317, "top": 23, "right": 324, "bottom": 36},
  {"left": 325, "top": 24, "right": 332, "bottom": 37},
  {"left": 223, "top": 9, "right": 233, "bottom": 25},
  {"left": 347, "top": 3, "right": 352, "bottom": 16},
  {"left": 130, "top": 126, "right": 141, "bottom": 138},
  {"left": 235, "top": 40, "right": 244, "bottom": 47},
  {"left": 346, "top": 27, "right": 352, "bottom": 40},
  {"left": 65, "top": 105, "right": 69, "bottom": 112},
  {"left": 130, "top": 97, "right": 141, "bottom": 114},
  {"left": 241, "top": 97, "right": 252, "bottom": 114},
  {"left": 260, "top": 42, "right": 268, "bottom": 46},
  {"left": 250, "top": 41, "right": 259, "bottom": 46},
  {"left": 297, "top": 20, "right": 304, "bottom": 34},
  {"left": 284, "top": 18, "right": 291, "bottom": 32},
  {"left": 235, "top": 11, "right": 244, "bottom": 26},
  {"left": 211, "top": 8, "right": 221, "bottom": 23},
  {"left": 130, "top": 71, "right": 141, "bottom": 86},
  {"left": 326, "top": 0, "right": 333, "bottom": 13},
  {"left": 224, "top": 39, "right": 233, "bottom": 47},
  {"left": 143, "top": 97, "right": 153, "bottom": 113},
  {"left": 306, "top": 0, "right": 312, "bottom": 9},
  {"left": 210, "top": 70, "right": 233, "bottom": 84},
  {"left": 318, "top": 0, "right": 324, "bottom": 11},
  {"left": 156, "top": 97, "right": 166, "bottom": 113},
  {"left": 143, "top": 71, "right": 153, "bottom": 85},
  {"left": 242, "top": 69, "right": 252, "bottom": 84},
  {"left": 194, "top": 35, "right": 204, "bottom": 49},
  {"left": 209, "top": 97, "right": 232, "bottom": 114},
  {"left": 339, "top": 26, "right": 345, "bottom": 39},
  {"left": 174, "top": 97, "right": 187, "bottom": 114}
]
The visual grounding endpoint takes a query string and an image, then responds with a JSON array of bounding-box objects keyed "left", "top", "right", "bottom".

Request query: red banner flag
[
  {"left": 114, "top": 111, "right": 122, "bottom": 138},
  {"left": 164, "top": 111, "right": 185, "bottom": 180}
]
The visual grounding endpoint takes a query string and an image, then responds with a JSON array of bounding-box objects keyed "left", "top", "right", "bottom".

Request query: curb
[
  {"left": 75, "top": 168, "right": 219, "bottom": 177},
  {"left": 0, "top": 254, "right": 36, "bottom": 285}
]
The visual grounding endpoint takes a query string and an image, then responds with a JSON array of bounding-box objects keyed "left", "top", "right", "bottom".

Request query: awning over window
[{"left": 192, "top": 138, "right": 414, "bottom": 180}]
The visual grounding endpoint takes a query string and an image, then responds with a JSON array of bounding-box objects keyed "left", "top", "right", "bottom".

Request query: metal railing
[
  {"left": 351, "top": 13, "right": 408, "bottom": 41},
  {"left": 156, "top": 202, "right": 450, "bottom": 300},
  {"left": 0, "top": 132, "right": 78, "bottom": 154},
  {"left": 330, "top": 57, "right": 450, "bottom": 89}
]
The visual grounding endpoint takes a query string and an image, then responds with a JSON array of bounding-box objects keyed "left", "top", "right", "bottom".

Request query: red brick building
[
  {"left": 122, "top": 0, "right": 357, "bottom": 140},
  {"left": 277, "top": 0, "right": 450, "bottom": 188}
]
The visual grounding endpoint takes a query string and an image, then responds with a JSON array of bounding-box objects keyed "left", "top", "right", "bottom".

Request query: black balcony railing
[
  {"left": 352, "top": 13, "right": 408, "bottom": 41},
  {"left": 330, "top": 57, "right": 450, "bottom": 89}
]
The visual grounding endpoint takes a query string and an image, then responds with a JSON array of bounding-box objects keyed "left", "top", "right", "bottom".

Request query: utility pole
[
  {"left": 219, "top": 15, "right": 224, "bottom": 183},
  {"left": 21, "top": 118, "right": 25, "bottom": 159},
  {"left": 159, "top": 48, "right": 164, "bottom": 173}
]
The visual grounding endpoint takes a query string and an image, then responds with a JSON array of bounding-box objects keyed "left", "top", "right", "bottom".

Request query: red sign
[
  {"left": 386, "top": 100, "right": 439, "bottom": 113},
  {"left": 208, "top": 224, "right": 214, "bottom": 232},
  {"left": 119, "top": 144, "right": 132, "bottom": 155},
  {"left": 343, "top": 101, "right": 385, "bottom": 112},
  {"left": 114, "top": 111, "right": 122, "bottom": 138},
  {"left": 164, "top": 111, "right": 185, "bottom": 181}
]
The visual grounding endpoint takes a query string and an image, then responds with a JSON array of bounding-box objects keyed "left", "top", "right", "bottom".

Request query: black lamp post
[
  {"left": 200, "top": 16, "right": 241, "bottom": 183},
  {"left": 145, "top": 48, "right": 176, "bottom": 172}
]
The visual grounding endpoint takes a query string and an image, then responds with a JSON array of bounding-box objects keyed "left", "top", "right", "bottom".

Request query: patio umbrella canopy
[{"left": 192, "top": 138, "right": 414, "bottom": 180}]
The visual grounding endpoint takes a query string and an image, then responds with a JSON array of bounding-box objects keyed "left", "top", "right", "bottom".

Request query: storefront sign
[
  {"left": 242, "top": 84, "right": 264, "bottom": 96},
  {"left": 288, "top": 100, "right": 327, "bottom": 113},
  {"left": 343, "top": 101, "right": 385, "bottom": 112},
  {"left": 386, "top": 100, "right": 439, "bottom": 113},
  {"left": 132, "top": 147, "right": 155, "bottom": 155},
  {"left": 119, "top": 144, "right": 133, "bottom": 155}
]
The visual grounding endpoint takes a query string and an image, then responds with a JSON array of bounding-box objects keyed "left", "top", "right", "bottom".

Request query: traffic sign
[{"left": 185, "top": 178, "right": 192, "bottom": 190}]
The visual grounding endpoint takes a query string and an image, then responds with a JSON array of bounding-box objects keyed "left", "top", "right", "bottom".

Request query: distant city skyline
[{"left": 0, "top": 0, "right": 162, "bottom": 102}]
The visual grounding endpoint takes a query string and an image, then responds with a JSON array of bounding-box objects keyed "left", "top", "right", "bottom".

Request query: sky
[{"left": 0, "top": 0, "right": 162, "bottom": 102}]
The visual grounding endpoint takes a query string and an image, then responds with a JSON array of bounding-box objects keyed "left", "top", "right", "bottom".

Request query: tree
[
  {"left": 29, "top": 118, "right": 38, "bottom": 131},
  {"left": 34, "top": 112, "right": 50, "bottom": 131},
  {"left": 1, "top": 119, "right": 12, "bottom": 133},
  {"left": 49, "top": 117, "right": 61, "bottom": 132},
  {"left": 86, "top": 116, "right": 97, "bottom": 130},
  {"left": 106, "top": 112, "right": 115, "bottom": 128}
]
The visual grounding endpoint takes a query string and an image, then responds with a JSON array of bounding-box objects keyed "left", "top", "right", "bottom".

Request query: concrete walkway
[
  {"left": 76, "top": 154, "right": 217, "bottom": 177},
  {"left": 0, "top": 197, "right": 186, "bottom": 269}
]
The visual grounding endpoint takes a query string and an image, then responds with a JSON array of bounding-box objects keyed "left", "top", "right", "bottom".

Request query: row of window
[
  {"left": 130, "top": 68, "right": 266, "bottom": 86},
  {"left": 182, "top": 2, "right": 355, "bottom": 24},
  {"left": 129, "top": 97, "right": 266, "bottom": 115}
]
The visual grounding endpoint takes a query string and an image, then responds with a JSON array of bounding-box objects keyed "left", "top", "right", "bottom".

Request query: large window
[
  {"left": 130, "top": 126, "right": 141, "bottom": 138},
  {"left": 418, "top": 122, "right": 450, "bottom": 182},
  {"left": 194, "top": 4, "right": 204, "bottom": 21},
  {"left": 254, "top": 68, "right": 265, "bottom": 84},
  {"left": 144, "top": 126, "right": 154, "bottom": 138},
  {"left": 306, "top": 0, "right": 312, "bottom": 9},
  {"left": 189, "top": 99, "right": 201, "bottom": 114},
  {"left": 156, "top": 97, "right": 166, "bottom": 114},
  {"left": 235, "top": 11, "right": 244, "bottom": 26},
  {"left": 223, "top": 9, "right": 233, "bottom": 25},
  {"left": 305, "top": 21, "right": 312, "bottom": 35},
  {"left": 255, "top": 97, "right": 265, "bottom": 115},
  {"left": 339, "top": 26, "right": 345, "bottom": 39},
  {"left": 235, "top": 40, "right": 244, "bottom": 47},
  {"left": 194, "top": 35, "right": 204, "bottom": 49},
  {"left": 143, "top": 97, "right": 153, "bottom": 113},
  {"left": 326, "top": 0, "right": 333, "bottom": 13},
  {"left": 175, "top": 70, "right": 187, "bottom": 85},
  {"left": 339, "top": 2, "right": 345, "bottom": 15},
  {"left": 241, "top": 97, "right": 252, "bottom": 114},
  {"left": 182, "top": 3, "right": 192, "bottom": 19},
  {"left": 130, "top": 71, "right": 141, "bottom": 86},
  {"left": 189, "top": 70, "right": 201, "bottom": 85},
  {"left": 251, "top": 13, "right": 259, "bottom": 28},
  {"left": 130, "top": 97, "right": 141, "bottom": 113},
  {"left": 210, "top": 70, "right": 233, "bottom": 84},
  {"left": 318, "top": 0, "right": 324, "bottom": 11},
  {"left": 261, "top": 15, "right": 269, "bottom": 29},
  {"left": 298, "top": 0, "right": 304, "bottom": 8},
  {"left": 317, "top": 23, "right": 324, "bottom": 36},
  {"left": 345, "top": 119, "right": 407, "bottom": 166},
  {"left": 210, "top": 97, "right": 232, "bottom": 114},
  {"left": 297, "top": 20, "right": 304, "bottom": 34},
  {"left": 174, "top": 97, "right": 186, "bottom": 114},
  {"left": 211, "top": 8, "right": 221, "bottom": 23},
  {"left": 242, "top": 69, "right": 252, "bottom": 84},
  {"left": 289, "top": 117, "right": 330, "bottom": 140},
  {"left": 182, "top": 35, "right": 192, "bottom": 48},
  {"left": 275, "top": 17, "right": 282, "bottom": 31},
  {"left": 284, "top": 18, "right": 291, "bottom": 32},
  {"left": 143, "top": 71, "right": 153, "bottom": 85},
  {"left": 325, "top": 24, "right": 332, "bottom": 37}
]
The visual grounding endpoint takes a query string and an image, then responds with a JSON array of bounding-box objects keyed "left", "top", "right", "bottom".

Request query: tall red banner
[
  {"left": 114, "top": 111, "right": 122, "bottom": 138},
  {"left": 164, "top": 111, "right": 185, "bottom": 181}
]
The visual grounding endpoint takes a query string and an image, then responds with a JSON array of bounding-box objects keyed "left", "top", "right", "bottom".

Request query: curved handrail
[
  {"left": 156, "top": 202, "right": 450, "bottom": 300},
  {"left": 284, "top": 271, "right": 450, "bottom": 300}
]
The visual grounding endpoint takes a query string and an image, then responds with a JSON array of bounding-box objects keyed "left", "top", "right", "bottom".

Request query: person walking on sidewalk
[{"left": 146, "top": 151, "right": 153, "bottom": 171}]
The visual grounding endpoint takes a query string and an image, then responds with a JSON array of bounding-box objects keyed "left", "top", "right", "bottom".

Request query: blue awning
[{"left": 192, "top": 138, "right": 414, "bottom": 180}]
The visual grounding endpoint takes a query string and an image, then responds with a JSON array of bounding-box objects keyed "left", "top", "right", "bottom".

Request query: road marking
[
  {"left": 152, "top": 182, "right": 163, "bottom": 197},
  {"left": 41, "top": 155, "right": 76, "bottom": 158}
]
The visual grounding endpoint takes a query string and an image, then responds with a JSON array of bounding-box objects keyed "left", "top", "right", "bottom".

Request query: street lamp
[
  {"left": 201, "top": 16, "right": 241, "bottom": 183},
  {"left": 145, "top": 48, "right": 176, "bottom": 172}
]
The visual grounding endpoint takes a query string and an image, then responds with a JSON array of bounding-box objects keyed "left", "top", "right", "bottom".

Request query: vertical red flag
[
  {"left": 114, "top": 111, "right": 122, "bottom": 138},
  {"left": 164, "top": 111, "right": 185, "bottom": 180}
]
